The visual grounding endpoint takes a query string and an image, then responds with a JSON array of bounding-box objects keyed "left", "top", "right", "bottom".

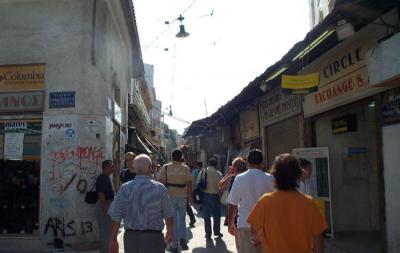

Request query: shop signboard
[
  {"left": 292, "top": 147, "right": 334, "bottom": 238},
  {"left": 301, "top": 13, "right": 395, "bottom": 117},
  {"left": 0, "top": 91, "right": 44, "bottom": 113},
  {"left": 0, "top": 63, "right": 45, "bottom": 91},
  {"left": 281, "top": 72, "right": 319, "bottom": 94},
  {"left": 49, "top": 91, "right": 75, "bottom": 108},
  {"left": 259, "top": 87, "right": 302, "bottom": 126},
  {"left": 240, "top": 108, "right": 260, "bottom": 141}
]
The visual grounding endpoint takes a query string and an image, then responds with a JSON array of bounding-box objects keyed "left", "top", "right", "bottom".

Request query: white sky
[{"left": 133, "top": 0, "right": 311, "bottom": 134}]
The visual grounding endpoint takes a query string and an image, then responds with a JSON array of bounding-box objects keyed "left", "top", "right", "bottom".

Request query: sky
[{"left": 133, "top": 0, "right": 311, "bottom": 134}]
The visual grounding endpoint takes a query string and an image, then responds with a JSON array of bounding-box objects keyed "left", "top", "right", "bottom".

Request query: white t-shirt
[{"left": 227, "top": 168, "right": 274, "bottom": 228}]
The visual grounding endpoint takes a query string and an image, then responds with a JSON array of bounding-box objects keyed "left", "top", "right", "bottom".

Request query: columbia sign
[{"left": 0, "top": 64, "right": 45, "bottom": 91}]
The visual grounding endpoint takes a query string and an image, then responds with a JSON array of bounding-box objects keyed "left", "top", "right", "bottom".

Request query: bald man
[{"left": 108, "top": 154, "right": 174, "bottom": 253}]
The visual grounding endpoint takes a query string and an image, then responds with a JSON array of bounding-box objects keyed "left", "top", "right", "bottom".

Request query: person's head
[
  {"left": 196, "top": 161, "right": 203, "bottom": 168},
  {"left": 270, "top": 153, "right": 302, "bottom": 191},
  {"left": 299, "top": 158, "right": 312, "bottom": 178},
  {"left": 102, "top": 160, "right": 114, "bottom": 175},
  {"left": 126, "top": 152, "right": 136, "bottom": 169},
  {"left": 247, "top": 149, "right": 263, "bottom": 168},
  {"left": 134, "top": 154, "right": 152, "bottom": 176},
  {"left": 172, "top": 149, "right": 182, "bottom": 162},
  {"left": 232, "top": 157, "right": 247, "bottom": 174},
  {"left": 208, "top": 157, "right": 218, "bottom": 167}
]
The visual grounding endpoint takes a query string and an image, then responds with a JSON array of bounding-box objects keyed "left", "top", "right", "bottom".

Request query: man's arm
[
  {"left": 250, "top": 225, "right": 263, "bottom": 246},
  {"left": 109, "top": 220, "right": 121, "bottom": 253},
  {"left": 97, "top": 192, "right": 108, "bottom": 212},
  {"left": 228, "top": 204, "right": 238, "bottom": 236},
  {"left": 313, "top": 234, "right": 324, "bottom": 253},
  {"left": 164, "top": 216, "right": 174, "bottom": 243},
  {"left": 186, "top": 182, "right": 193, "bottom": 204}
]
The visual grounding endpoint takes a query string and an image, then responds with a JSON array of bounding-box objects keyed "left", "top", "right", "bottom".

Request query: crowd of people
[{"left": 95, "top": 148, "right": 328, "bottom": 253}]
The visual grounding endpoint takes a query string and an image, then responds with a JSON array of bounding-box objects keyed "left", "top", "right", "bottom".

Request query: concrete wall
[
  {"left": 0, "top": 0, "right": 137, "bottom": 251},
  {"left": 315, "top": 102, "right": 380, "bottom": 232},
  {"left": 382, "top": 123, "right": 400, "bottom": 253}
]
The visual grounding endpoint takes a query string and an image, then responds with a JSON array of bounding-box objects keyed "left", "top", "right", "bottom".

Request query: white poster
[
  {"left": 4, "top": 133, "right": 25, "bottom": 160},
  {"left": 292, "top": 147, "right": 334, "bottom": 238}
]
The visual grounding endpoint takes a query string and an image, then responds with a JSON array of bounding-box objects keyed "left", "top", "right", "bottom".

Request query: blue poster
[{"left": 49, "top": 91, "right": 75, "bottom": 108}]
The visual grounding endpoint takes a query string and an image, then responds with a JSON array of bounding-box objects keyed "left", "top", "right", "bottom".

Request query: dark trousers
[
  {"left": 186, "top": 202, "right": 196, "bottom": 222},
  {"left": 124, "top": 230, "right": 165, "bottom": 253},
  {"left": 202, "top": 192, "right": 221, "bottom": 237}
]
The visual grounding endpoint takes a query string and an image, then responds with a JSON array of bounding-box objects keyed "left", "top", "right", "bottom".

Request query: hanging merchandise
[{"left": 281, "top": 72, "right": 319, "bottom": 94}]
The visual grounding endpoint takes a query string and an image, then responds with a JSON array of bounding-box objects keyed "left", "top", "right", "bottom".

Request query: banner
[{"left": 281, "top": 73, "right": 319, "bottom": 94}]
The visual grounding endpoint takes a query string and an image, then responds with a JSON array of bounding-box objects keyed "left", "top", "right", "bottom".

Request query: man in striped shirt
[{"left": 108, "top": 154, "right": 174, "bottom": 253}]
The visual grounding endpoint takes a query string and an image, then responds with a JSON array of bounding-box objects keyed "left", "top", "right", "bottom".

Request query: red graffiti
[{"left": 48, "top": 146, "right": 105, "bottom": 193}]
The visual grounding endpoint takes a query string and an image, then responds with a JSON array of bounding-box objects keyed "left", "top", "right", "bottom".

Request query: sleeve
[
  {"left": 160, "top": 186, "right": 173, "bottom": 218},
  {"left": 247, "top": 197, "right": 266, "bottom": 231},
  {"left": 311, "top": 200, "right": 329, "bottom": 235},
  {"left": 227, "top": 177, "right": 240, "bottom": 206},
  {"left": 159, "top": 166, "right": 166, "bottom": 182},
  {"left": 95, "top": 176, "right": 106, "bottom": 193},
  {"left": 185, "top": 166, "right": 193, "bottom": 183},
  {"left": 107, "top": 185, "right": 128, "bottom": 222}
]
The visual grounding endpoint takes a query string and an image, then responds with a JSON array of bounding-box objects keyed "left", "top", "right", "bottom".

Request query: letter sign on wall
[
  {"left": 0, "top": 64, "right": 45, "bottom": 91},
  {"left": 0, "top": 91, "right": 44, "bottom": 113}
]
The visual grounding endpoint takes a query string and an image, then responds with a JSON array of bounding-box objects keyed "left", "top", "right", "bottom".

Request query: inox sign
[{"left": 0, "top": 91, "right": 44, "bottom": 113}]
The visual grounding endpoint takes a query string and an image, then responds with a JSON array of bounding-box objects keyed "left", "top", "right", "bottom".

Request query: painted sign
[
  {"left": 4, "top": 133, "right": 25, "bottom": 160},
  {"left": 259, "top": 87, "right": 302, "bottom": 126},
  {"left": 240, "top": 109, "right": 260, "bottom": 141},
  {"left": 0, "top": 64, "right": 45, "bottom": 91},
  {"left": 49, "top": 91, "right": 75, "bottom": 108},
  {"left": 302, "top": 16, "right": 394, "bottom": 117},
  {"left": 4, "top": 121, "right": 27, "bottom": 130},
  {"left": 281, "top": 72, "right": 319, "bottom": 94},
  {"left": 0, "top": 91, "right": 44, "bottom": 113}
]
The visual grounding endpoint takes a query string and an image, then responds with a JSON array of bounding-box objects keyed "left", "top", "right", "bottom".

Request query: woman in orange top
[{"left": 247, "top": 153, "right": 328, "bottom": 253}]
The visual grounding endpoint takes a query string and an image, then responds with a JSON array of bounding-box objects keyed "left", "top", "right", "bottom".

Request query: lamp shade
[{"left": 176, "top": 24, "right": 190, "bottom": 38}]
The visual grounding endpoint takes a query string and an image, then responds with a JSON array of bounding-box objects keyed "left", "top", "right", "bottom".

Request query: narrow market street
[{"left": 116, "top": 205, "right": 236, "bottom": 253}]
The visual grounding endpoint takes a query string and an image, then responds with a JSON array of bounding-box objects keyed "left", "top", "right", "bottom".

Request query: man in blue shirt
[
  {"left": 96, "top": 160, "right": 115, "bottom": 253},
  {"left": 108, "top": 154, "right": 174, "bottom": 253}
]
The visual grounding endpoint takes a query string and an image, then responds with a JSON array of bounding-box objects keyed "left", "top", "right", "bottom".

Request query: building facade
[{"left": 0, "top": 0, "right": 144, "bottom": 251}]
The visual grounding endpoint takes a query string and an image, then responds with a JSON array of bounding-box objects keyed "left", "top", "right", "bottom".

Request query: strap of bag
[{"left": 165, "top": 165, "right": 186, "bottom": 188}]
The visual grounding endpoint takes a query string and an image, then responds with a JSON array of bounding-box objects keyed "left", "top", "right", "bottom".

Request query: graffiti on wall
[
  {"left": 44, "top": 217, "right": 94, "bottom": 237},
  {"left": 47, "top": 145, "right": 104, "bottom": 194}
]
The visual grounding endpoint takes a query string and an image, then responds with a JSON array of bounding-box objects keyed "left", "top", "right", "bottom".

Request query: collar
[{"left": 134, "top": 175, "right": 151, "bottom": 180}]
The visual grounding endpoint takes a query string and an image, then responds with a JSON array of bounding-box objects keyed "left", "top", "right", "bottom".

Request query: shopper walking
[
  {"left": 247, "top": 153, "right": 327, "bottom": 253},
  {"left": 200, "top": 157, "right": 223, "bottom": 239},
  {"left": 108, "top": 154, "right": 174, "bottom": 253},
  {"left": 159, "top": 149, "right": 192, "bottom": 252},
  {"left": 120, "top": 152, "right": 136, "bottom": 184},
  {"left": 95, "top": 160, "right": 115, "bottom": 253},
  {"left": 227, "top": 149, "right": 274, "bottom": 253}
]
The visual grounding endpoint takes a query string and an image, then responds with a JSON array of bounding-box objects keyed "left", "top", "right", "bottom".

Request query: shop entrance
[
  {"left": 0, "top": 120, "right": 41, "bottom": 236},
  {"left": 314, "top": 100, "right": 380, "bottom": 232}
]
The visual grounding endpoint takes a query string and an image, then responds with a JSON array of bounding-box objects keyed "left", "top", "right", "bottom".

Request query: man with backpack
[{"left": 159, "top": 149, "right": 193, "bottom": 253}]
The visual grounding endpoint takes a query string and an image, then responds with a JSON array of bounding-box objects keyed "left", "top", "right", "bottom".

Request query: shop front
[
  {"left": 301, "top": 9, "right": 398, "bottom": 248},
  {"left": 0, "top": 64, "right": 45, "bottom": 247},
  {"left": 259, "top": 87, "right": 303, "bottom": 166}
]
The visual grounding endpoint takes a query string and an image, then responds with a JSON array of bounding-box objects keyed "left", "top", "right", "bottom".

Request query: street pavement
[{"left": 117, "top": 204, "right": 237, "bottom": 253}]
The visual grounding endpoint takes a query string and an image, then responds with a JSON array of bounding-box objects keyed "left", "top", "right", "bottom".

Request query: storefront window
[{"left": 0, "top": 121, "right": 41, "bottom": 236}]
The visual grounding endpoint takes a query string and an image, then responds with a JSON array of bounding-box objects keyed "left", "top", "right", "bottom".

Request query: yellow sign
[
  {"left": 315, "top": 198, "right": 326, "bottom": 219},
  {"left": 281, "top": 73, "right": 319, "bottom": 94},
  {"left": 0, "top": 64, "right": 45, "bottom": 91}
]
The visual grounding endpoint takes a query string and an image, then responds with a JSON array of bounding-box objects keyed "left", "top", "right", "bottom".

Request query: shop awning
[{"left": 127, "top": 127, "right": 153, "bottom": 154}]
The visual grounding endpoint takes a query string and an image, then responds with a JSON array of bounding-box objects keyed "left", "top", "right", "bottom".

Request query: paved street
[{"left": 117, "top": 204, "right": 236, "bottom": 253}]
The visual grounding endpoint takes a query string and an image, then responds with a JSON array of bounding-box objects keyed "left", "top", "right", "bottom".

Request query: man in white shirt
[{"left": 227, "top": 149, "right": 274, "bottom": 253}]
